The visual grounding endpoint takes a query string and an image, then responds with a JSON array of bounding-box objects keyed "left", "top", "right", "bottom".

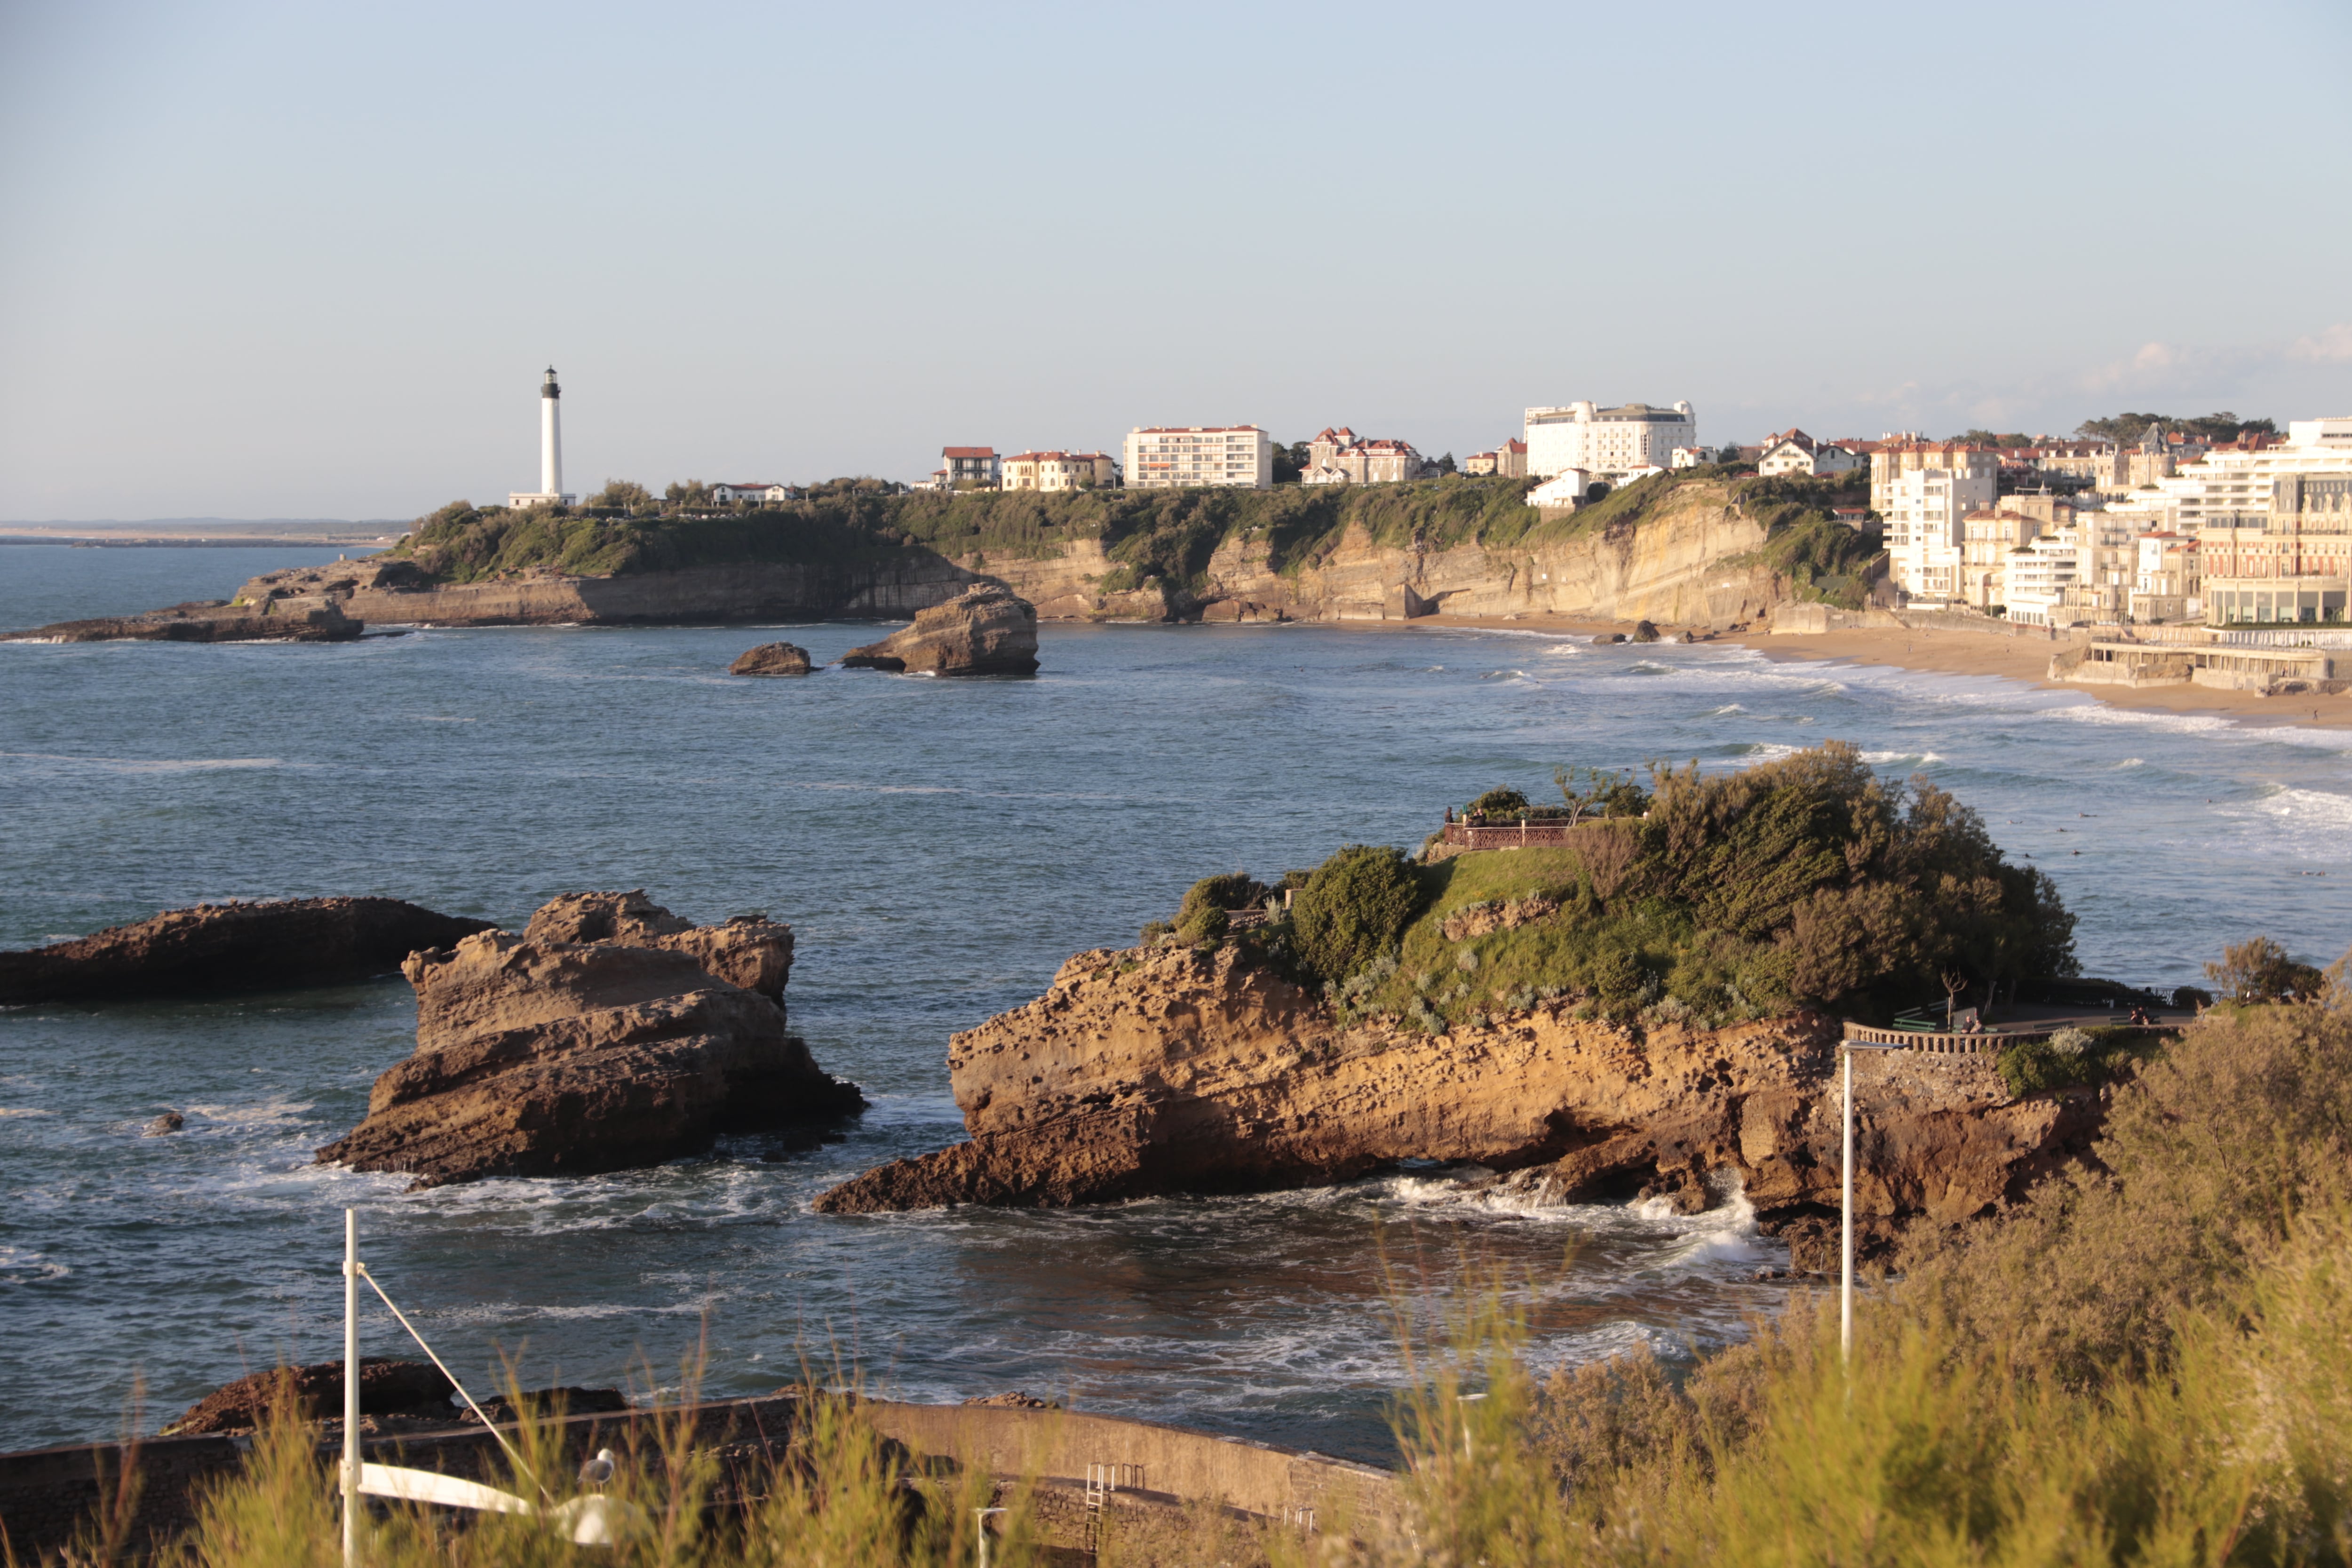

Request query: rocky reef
[
  {"left": 729, "top": 641, "right": 814, "bottom": 676},
  {"left": 0, "top": 897, "right": 495, "bottom": 1004},
  {"left": 318, "top": 893, "right": 861, "bottom": 1188},
  {"left": 814, "top": 942, "right": 2101, "bottom": 1234},
  {"left": 4, "top": 601, "right": 362, "bottom": 644},
  {"left": 840, "top": 583, "right": 1039, "bottom": 675}
]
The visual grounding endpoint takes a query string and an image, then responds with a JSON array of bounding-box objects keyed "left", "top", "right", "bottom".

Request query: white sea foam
[
  {"left": 0, "top": 752, "right": 287, "bottom": 773},
  {"left": 0, "top": 1247, "right": 70, "bottom": 1283},
  {"left": 0, "top": 1106, "right": 55, "bottom": 1118},
  {"left": 1860, "top": 748, "right": 1944, "bottom": 764}
]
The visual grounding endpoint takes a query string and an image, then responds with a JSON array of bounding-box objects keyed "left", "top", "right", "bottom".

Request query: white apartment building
[
  {"left": 2005, "top": 531, "right": 2082, "bottom": 627},
  {"left": 1122, "top": 426, "right": 1272, "bottom": 489},
  {"left": 1883, "top": 466, "right": 1995, "bottom": 601},
  {"left": 1868, "top": 443, "right": 1998, "bottom": 517},
  {"left": 2131, "top": 532, "right": 2201, "bottom": 622},
  {"left": 1523, "top": 401, "right": 1695, "bottom": 480},
  {"left": 1001, "top": 451, "right": 1117, "bottom": 492},
  {"left": 2150, "top": 417, "right": 2352, "bottom": 527}
]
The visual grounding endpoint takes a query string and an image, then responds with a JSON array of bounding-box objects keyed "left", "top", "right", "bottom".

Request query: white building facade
[
  {"left": 710, "top": 483, "right": 795, "bottom": 504},
  {"left": 1755, "top": 430, "right": 1859, "bottom": 478},
  {"left": 1882, "top": 465, "right": 1996, "bottom": 601},
  {"left": 1523, "top": 401, "right": 1695, "bottom": 481},
  {"left": 1122, "top": 426, "right": 1272, "bottom": 489},
  {"left": 2151, "top": 417, "right": 2352, "bottom": 528}
]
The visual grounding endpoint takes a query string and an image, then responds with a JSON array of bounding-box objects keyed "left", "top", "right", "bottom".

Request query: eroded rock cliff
[
  {"left": 0, "top": 897, "right": 495, "bottom": 1004},
  {"left": 840, "top": 583, "right": 1040, "bottom": 675},
  {"left": 814, "top": 944, "right": 2098, "bottom": 1225},
  {"left": 318, "top": 895, "right": 860, "bottom": 1187}
]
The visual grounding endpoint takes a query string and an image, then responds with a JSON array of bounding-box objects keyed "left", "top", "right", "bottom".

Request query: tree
[
  {"left": 587, "top": 479, "right": 653, "bottom": 512},
  {"left": 2074, "top": 411, "right": 2276, "bottom": 445},
  {"left": 1435, "top": 452, "right": 1458, "bottom": 476},
  {"left": 1272, "top": 441, "right": 1309, "bottom": 484},
  {"left": 2206, "top": 936, "right": 2327, "bottom": 1003},
  {"left": 663, "top": 479, "right": 713, "bottom": 509},
  {"left": 1554, "top": 766, "right": 1645, "bottom": 826}
]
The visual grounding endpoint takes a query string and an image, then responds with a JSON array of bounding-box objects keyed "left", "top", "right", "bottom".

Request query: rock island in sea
[{"left": 821, "top": 741, "right": 2149, "bottom": 1263}]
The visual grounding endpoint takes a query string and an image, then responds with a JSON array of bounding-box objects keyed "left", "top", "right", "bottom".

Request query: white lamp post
[{"left": 1840, "top": 1043, "right": 1899, "bottom": 1366}]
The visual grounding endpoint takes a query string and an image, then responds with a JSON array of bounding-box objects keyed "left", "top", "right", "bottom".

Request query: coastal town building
[
  {"left": 1868, "top": 443, "right": 1997, "bottom": 518},
  {"left": 1669, "top": 446, "right": 1722, "bottom": 469},
  {"left": 1523, "top": 401, "right": 1696, "bottom": 481},
  {"left": 507, "top": 366, "right": 577, "bottom": 509},
  {"left": 1882, "top": 464, "right": 1996, "bottom": 602},
  {"left": 2198, "top": 470, "right": 2352, "bottom": 625},
  {"left": 1122, "top": 426, "right": 1273, "bottom": 490},
  {"left": 1960, "top": 510, "right": 2043, "bottom": 609},
  {"left": 2130, "top": 532, "right": 2201, "bottom": 622},
  {"left": 1302, "top": 428, "right": 1430, "bottom": 485},
  {"left": 2151, "top": 418, "right": 2352, "bottom": 530},
  {"left": 1527, "top": 469, "right": 1592, "bottom": 516},
  {"left": 1755, "top": 430, "right": 1859, "bottom": 478},
  {"left": 2005, "top": 529, "right": 2082, "bottom": 627},
  {"left": 1462, "top": 439, "right": 1527, "bottom": 478},
  {"left": 1001, "top": 451, "right": 1118, "bottom": 492},
  {"left": 2069, "top": 508, "right": 2145, "bottom": 621},
  {"left": 710, "top": 483, "right": 795, "bottom": 504},
  {"left": 939, "top": 447, "right": 1001, "bottom": 489}
]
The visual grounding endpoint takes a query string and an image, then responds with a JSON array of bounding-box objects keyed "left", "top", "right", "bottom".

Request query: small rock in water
[
  {"left": 729, "top": 642, "right": 814, "bottom": 677},
  {"left": 143, "top": 1110, "right": 184, "bottom": 1136}
]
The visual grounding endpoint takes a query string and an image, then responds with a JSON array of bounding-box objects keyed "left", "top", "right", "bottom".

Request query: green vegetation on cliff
[
  {"left": 1159, "top": 741, "right": 2074, "bottom": 1031},
  {"left": 386, "top": 470, "right": 1882, "bottom": 605}
]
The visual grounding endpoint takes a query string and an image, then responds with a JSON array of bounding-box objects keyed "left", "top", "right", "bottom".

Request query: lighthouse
[{"left": 507, "top": 366, "right": 578, "bottom": 509}]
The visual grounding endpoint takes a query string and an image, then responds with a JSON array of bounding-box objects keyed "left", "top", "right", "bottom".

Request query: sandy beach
[{"left": 1369, "top": 609, "right": 2352, "bottom": 732}]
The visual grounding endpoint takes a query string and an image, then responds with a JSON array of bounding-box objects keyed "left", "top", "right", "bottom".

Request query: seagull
[{"left": 578, "top": 1449, "right": 616, "bottom": 1488}]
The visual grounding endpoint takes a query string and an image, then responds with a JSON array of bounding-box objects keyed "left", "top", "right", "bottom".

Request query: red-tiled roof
[
  {"left": 941, "top": 446, "right": 996, "bottom": 459},
  {"left": 1129, "top": 426, "right": 1263, "bottom": 435},
  {"left": 1503, "top": 438, "right": 1526, "bottom": 453}
]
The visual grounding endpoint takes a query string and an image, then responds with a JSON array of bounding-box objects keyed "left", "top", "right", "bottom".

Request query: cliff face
[
  {"left": 815, "top": 944, "right": 2099, "bottom": 1219},
  {"left": 228, "top": 554, "right": 981, "bottom": 629},
  {"left": 960, "top": 480, "right": 1784, "bottom": 627},
  {"left": 211, "top": 480, "right": 1789, "bottom": 631}
]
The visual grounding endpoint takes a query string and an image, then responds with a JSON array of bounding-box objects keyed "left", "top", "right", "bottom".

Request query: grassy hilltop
[{"left": 386, "top": 469, "right": 1883, "bottom": 609}]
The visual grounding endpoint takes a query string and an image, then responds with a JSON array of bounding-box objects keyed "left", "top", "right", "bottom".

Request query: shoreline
[{"left": 1319, "top": 607, "right": 2352, "bottom": 732}]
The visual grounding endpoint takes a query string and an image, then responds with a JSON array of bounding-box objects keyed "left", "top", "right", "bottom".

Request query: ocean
[{"left": 3, "top": 543, "right": 2347, "bottom": 1460}]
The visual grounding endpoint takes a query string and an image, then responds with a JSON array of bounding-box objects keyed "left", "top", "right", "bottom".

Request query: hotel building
[
  {"left": 1523, "top": 401, "right": 1695, "bottom": 481},
  {"left": 1001, "top": 451, "right": 1118, "bottom": 492},
  {"left": 2199, "top": 471, "right": 2352, "bottom": 625}
]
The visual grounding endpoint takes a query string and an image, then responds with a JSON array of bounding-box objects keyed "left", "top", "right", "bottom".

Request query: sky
[{"left": 1, "top": 0, "right": 2349, "bottom": 520}]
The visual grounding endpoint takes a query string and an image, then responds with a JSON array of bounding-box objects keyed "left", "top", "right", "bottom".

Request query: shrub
[
  {"left": 1467, "top": 787, "right": 1530, "bottom": 818},
  {"left": 1292, "top": 844, "right": 1427, "bottom": 983},
  {"left": 1173, "top": 871, "right": 1268, "bottom": 946}
]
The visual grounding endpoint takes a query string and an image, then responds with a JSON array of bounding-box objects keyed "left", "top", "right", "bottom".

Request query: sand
[{"left": 1344, "top": 608, "right": 2352, "bottom": 732}]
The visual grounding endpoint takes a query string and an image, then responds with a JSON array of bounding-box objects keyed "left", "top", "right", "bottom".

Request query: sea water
[{"left": 2, "top": 544, "right": 2348, "bottom": 1460}]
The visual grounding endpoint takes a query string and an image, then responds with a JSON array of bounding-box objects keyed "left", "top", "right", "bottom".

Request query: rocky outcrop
[
  {"left": 216, "top": 553, "right": 982, "bottom": 629},
  {"left": 5, "top": 601, "right": 362, "bottom": 643},
  {"left": 162, "top": 1359, "right": 453, "bottom": 1436},
  {"left": 522, "top": 890, "right": 793, "bottom": 1003},
  {"left": 730, "top": 642, "right": 814, "bottom": 676},
  {"left": 0, "top": 897, "right": 496, "bottom": 1004},
  {"left": 839, "top": 583, "right": 1040, "bottom": 675},
  {"left": 814, "top": 944, "right": 2101, "bottom": 1224},
  {"left": 318, "top": 895, "right": 860, "bottom": 1188}
]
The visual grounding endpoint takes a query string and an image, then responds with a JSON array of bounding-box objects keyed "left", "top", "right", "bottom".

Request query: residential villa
[
  {"left": 1301, "top": 427, "right": 1430, "bottom": 485},
  {"left": 1001, "top": 451, "right": 1117, "bottom": 492},
  {"left": 709, "top": 482, "right": 796, "bottom": 504},
  {"left": 1755, "top": 430, "right": 1859, "bottom": 478},
  {"left": 938, "top": 446, "right": 1001, "bottom": 489},
  {"left": 1461, "top": 438, "right": 1528, "bottom": 478}
]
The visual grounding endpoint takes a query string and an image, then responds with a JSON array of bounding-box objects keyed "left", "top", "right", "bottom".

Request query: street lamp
[{"left": 1841, "top": 1042, "right": 1901, "bottom": 1366}]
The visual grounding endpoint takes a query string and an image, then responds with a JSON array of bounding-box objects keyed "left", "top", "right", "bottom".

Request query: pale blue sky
[{"left": 2, "top": 0, "right": 2348, "bottom": 519}]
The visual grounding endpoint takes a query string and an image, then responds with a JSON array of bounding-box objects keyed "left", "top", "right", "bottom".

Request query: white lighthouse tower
[{"left": 507, "top": 366, "right": 577, "bottom": 509}]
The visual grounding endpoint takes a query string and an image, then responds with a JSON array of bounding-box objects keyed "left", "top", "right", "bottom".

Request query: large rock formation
[
  {"left": 318, "top": 894, "right": 861, "bottom": 1188},
  {"left": 0, "top": 897, "right": 496, "bottom": 1004},
  {"left": 729, "top": 641, "right": 814, "bottom": 676},
  {"left": 839, "top": 583, "right": 1039, "bottom": 676},
  {"left": 815, "top": 944, "right": 2100, "bottom": 1227},
  {"left": 5, "top": 601, "right": 362, "bottom": 643},
  {"left": 162, "top": 1359, "right": 453, "bottom": 1436}
]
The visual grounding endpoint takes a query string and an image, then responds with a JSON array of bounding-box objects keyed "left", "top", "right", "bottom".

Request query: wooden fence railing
[{"left": 1842, "top": 1020, "right": 2050, "bottom": 1055}]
